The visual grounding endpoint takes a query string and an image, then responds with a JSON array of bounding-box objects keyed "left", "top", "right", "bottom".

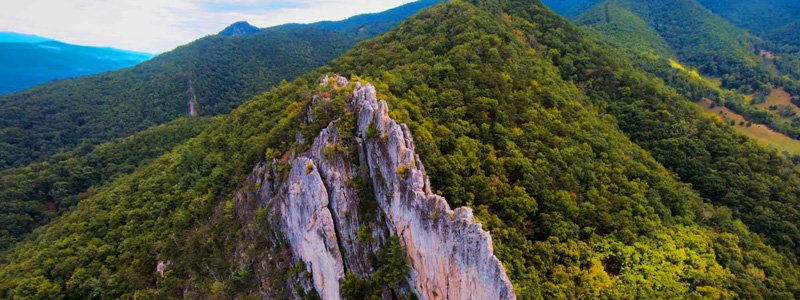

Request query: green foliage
[
  {"left": 693, "top": 0, "right": 800, "bottom": 35},
  {"left": 0, "top": 117, "right": 212, "bottom": 251},
  {"left": 341, "top": 237, "right": 411, "bottom": 300},
  {"left": 395, "top": 164, "right": 408, "bottom": 179},
  {"left": 305, "top": 162, "right": 314, "bottom": 175},
  {"left": 577, "top": 0, "right": 770, "bottom": 92},
  {"left": 374, "top": 237, "right": 410, "bottom": 288},
  {"left": 341, "top": 273, "right": 376, "bottom": 300},
  {"left": 1, "top": 1, "right": 800, "bottom": 300},
  {"left": 365, "top": 124, "right": 379, "bottom": 139},
  {"left": 542, "top": 0, "right": 800, "bottom": 264},
  {"left": 0, "top": 0, "right": 438, "bottom": 171}
]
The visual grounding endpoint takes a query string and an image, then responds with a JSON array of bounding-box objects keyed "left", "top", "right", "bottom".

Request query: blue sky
[{"left": 0, "top": 0, "right": 416, "bottom": 53}]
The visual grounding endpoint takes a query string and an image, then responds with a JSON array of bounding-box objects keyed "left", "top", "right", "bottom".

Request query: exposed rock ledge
[{"left": 235, "top": 76, "right": 516, "bottom": 300}]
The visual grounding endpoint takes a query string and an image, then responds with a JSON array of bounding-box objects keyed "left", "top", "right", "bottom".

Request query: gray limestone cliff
[{"left": 233, "top": 75, "right": 516, "bottom": 300}]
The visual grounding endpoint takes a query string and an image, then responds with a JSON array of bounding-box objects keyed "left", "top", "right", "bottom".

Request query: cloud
[{"left": 0, "top": 0, "right": 416, "bottom": 53}]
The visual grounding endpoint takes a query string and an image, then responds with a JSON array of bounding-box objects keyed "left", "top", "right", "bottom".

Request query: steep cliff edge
[{"left": 234, "top": 75, "right": 515, "bottom": 299}]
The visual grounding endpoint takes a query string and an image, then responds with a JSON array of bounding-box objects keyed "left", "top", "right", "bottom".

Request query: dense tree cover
[
  {"left": 273, "top": 0, "right": 440, "bottom": 40},
  {"left": 0, "top": 0, "right": 438, "bottom": 171},
  {"left": 2, "top": 1, "right": 800, "bottom": 299},
  {"left": 693, "top": 0, "right": 800, "bottom": 35},
  {"left": 768, "top": 21, "right": 800, "bottom": 48},
  {"left": 539, "top": 0, "right": 800, "bottom": 262},
  {"left": 568, "top": 0, "right": 800, "bottom": 145},
  {"left": 218, "top": 22, "right": 262, "bottom": 37},
  {"left": 0, "top": 117, "right": 212, "bottom": 252},
  {"left": 497, "top": 0, "right": 800, "bottom": 268},
  {"left": 539, "top": 0, "right": 600, "bottom": 18},
  {"left": 576, "top": 0, "right": 773, "bottom": 92},
  {"left": 0, "top": 40, "right": 153, "bottom": 95}
]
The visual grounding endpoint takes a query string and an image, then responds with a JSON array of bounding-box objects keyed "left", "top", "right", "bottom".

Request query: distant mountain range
[{"left": 0, "top": 32, "right": 154, "bottom": 94}]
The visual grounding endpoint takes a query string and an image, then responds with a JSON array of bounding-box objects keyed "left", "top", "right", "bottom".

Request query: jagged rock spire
[{"left": 235, "top": 75, "right": 516, "bottom": 299}]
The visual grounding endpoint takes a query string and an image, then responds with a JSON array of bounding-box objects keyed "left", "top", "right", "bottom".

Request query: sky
[{"left": 0, "top": 0, "right": 417, "bottom": 54}]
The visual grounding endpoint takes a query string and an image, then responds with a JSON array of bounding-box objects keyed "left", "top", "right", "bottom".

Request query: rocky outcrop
[
  {"left": 280, "top": 156, "right": 345, "bottom": 299},
  {"left": 234, "top": 75, "right": 516, "bottom": 300},
  {"left": 352, "top": 80, "right": 516, "bottom": 300},
  {"left": 187, "top": 78, "right": 199, "bottom": 117}
]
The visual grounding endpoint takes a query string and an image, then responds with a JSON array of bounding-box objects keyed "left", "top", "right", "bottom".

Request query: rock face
[
  {"left": 234, "top": 75, "right": 516, "bottom": 300},
  {"left": 352, "top": 80, "right": 516, "bottom": 300},
  {"left": 280, "top": 157, "right": 345, "bottom": 299}
]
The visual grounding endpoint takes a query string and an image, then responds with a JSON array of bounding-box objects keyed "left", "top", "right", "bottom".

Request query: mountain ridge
[
  {"left": 2, "top": 1, "right": 800, "bottom": 299},
  {"left": 0, "top": 0, "right": 438, "bottom": 171}
]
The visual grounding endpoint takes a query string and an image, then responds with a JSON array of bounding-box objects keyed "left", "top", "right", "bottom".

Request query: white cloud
[{"left": 0, "top": 0, "right": 417, "bottom": 53}]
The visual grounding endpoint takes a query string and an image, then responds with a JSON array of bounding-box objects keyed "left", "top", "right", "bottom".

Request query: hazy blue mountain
[
  {"left": 0, "top": 36, "right": 154, "bottom": 94},
  {"left": 0, "top": 32, "right": 52, "bottom": 43}
]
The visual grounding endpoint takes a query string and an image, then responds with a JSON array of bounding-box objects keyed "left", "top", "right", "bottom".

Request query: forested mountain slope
[
  {"left": 0, "top": 117, "right": 213, "bottom": 252},
  {"left": 693, "top": 0, "right": 800, "bottom": 35},
  {"left": 768, "top": 20, "right": 800, "bottom": 48},
  {"left": 509, "top": 0, "right": 800, "bottom": 265},
  {"left": 2, "top": 1, "right": 800, "bottom": 299},
  {"left": 564, "top": 0, "right": 800, "bottom": 147},
  {"left": 576, "top": 0, "right": 769, "bottom": 91},
  {"left": 0, "top": 0, "right": 439, "bottom": 171},
  {"left": 539, "top": 0, "right": 599, "bottom": 18}
]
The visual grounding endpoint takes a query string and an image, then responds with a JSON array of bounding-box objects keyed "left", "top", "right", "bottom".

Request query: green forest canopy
[{"left": 2, "top": 1, "right": 800, "bottom": 299}]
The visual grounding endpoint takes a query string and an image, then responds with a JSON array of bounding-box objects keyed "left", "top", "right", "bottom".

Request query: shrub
[
  {"left": 396, "top": 164, "right": 408, "bottom": 179},
  {"left": 305, "top": 162, "right": 314, "bottom": 175}
]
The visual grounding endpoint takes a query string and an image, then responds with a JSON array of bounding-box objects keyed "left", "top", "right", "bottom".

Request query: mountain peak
[{"left": 219, "top": 21, "right": 261, "bottom": 37}]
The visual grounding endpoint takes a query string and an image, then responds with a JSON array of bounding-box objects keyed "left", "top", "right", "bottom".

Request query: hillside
[
  {"left": 0, "top": 117, "right": 213, "bottom": 251},
  {"left": 515, "top": 0, "right": 800, "bottom": 265},
  {"left": 2, "top": 1, "right": 800, "bottom": 299},
  {"left": 558, "top": 0, "right": 800, "bottom": 151},
  {"left": 768, "top": 20, "right": 800, "bottom": 48},
  {"left": 539, "top": 0, "right": 600, "bottom": 18},
  {"left": 580, "top": 0, "right": 768, "bottom": 90},
  {"left": 0, "top": 38, "right": 153, "bottom": 95},
  {"left": 693, "top": 0, "right": 800, "bottom": 34},
  {"left": 0, "top": 0, "right": 439, "bottom": 171}
]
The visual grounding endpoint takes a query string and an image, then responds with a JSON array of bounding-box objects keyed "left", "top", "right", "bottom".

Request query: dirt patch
[
  {"left": 760, "top": 49, "right": 775, "bottom": 59},
  {"left": 697, "top": 99, "right": 800, "bottom": 155},
  {"left": 754, "top": 87, "right": 799, "bottom": 119}
]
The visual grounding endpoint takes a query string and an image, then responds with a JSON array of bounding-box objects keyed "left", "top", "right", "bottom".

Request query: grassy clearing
[
  {"left": 669, "top": 59, "right": 702, "bottom": 79},
  {"left": 752, "top": 87, "right": 799, "bottom": 126},
  {"left": 756, "top": 87, "right": 796, "bottom": 110},
  {"left": 697, "top": 99, "right": 800, "bottom": 155}
]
